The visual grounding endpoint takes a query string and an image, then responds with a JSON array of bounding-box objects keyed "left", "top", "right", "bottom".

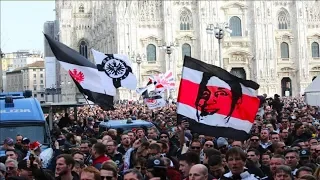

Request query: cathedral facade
[{"left": 55, "top": 0, "right": 320, "bottom": 102}]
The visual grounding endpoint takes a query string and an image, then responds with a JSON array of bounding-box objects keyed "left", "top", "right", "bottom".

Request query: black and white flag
[
  {"left": 44, "top": 34, "right": 115, "bottom": 110},
  {"left": 91, "top": 49, "right": 137, "bottom": 90}
]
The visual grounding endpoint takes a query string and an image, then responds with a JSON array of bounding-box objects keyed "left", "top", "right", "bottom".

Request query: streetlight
[
  {"left": 159, "top": 42, "right": 177, "bottom": 99},
  {"left": 136, "top": 54, "right": 142, "bottom": 86},
  {"left": 206, "top": 22, "right": 232, "bottom": 68}
]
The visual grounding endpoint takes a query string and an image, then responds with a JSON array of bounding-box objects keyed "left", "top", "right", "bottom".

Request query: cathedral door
[
  {"left": 230, "top": 68, "right": 246, "bottom": 80},
  {"left": 281, "top": 77, "right": 292, "bottom": 96}
]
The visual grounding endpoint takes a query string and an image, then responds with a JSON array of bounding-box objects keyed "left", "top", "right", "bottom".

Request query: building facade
[
  {"left": 55, "top": 0, "right": 320, "bottom": 100},
  {"left": 6, "top": 61, "right": 46, "bottom": 102}
]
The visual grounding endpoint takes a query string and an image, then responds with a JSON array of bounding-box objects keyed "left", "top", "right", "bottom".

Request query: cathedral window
[
  {"left": 280, "top": 42, "right": 289, "bottom": 58},
  {"left": 180, "top": 8, "right": 192, "bottom": 31},
  {"left": 278, "top": 10, "right": 290, "bottom": 29},
  {"left": 182, "top": 43, "right": 191, "bottom": 58},
  {"left": 146, "top": 44, "right": 156, "bottom": 62},
  {"left": 229, "top": 16, "right": 242, "bottom": 37},
  {"left": 312, "top": 42, "right": 320, "bottom": 58},
  {"left": 79, "top": 4, "right": 84, "bottom": 13},
  {"left": 79, "top": 40, "right": 88, "bottom": 58}
]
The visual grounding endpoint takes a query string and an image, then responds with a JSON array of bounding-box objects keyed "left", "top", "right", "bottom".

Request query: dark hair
[
  {"left": 204, "top": 148, "right": 221, "bottom": 157},
  {"left": 72, "top": 151, "right": 84, "bottom": 158},
  {"left": 226, "top": 147, "right": 246, "bottom": 162},
  {"left": 101, "top": 164, "right": 117, "bottom": 178},
  {"left": 149, "top": 143, "right": 161, "bottom": 152},
  {"left": 247, "top": 148, "right": 260, "bottom": 156},
  {"left": 93, "top": 142, "right": 106, "bottom": 155},
  {"left": 178, "top": 152, "right": 200, "bottom": 165},
  {"left": 274, "top": 165, "right": 292, "bottom": 176},
  {"left": 5, "top": 149, "right": 17, "bottom": 154},
  {"left": 65, "top": 133, "right": 74, "bottom": 141},
  {"left": 123, "top": 169, "right": 144, "bottom": 180},
  {"left": 195, "top": 71, "right": 258, "bottom": 122},
  {"left": 80, "top": 140, "right": 92, "bottom": 147},
  {"left": 296, "top": 166, "right": 313, "bottom": 178},
  {"left": 284, "top": 149, "right": 299, "bottom": 157},
  {"left": 56, "top": 154, "right": 75, "bottom": 169},
  {"left": 134, "top": 157, "right": 147, "bottom": 167},
  {"left": 208, "top": 155, "right": 222, "bottom": 166}
]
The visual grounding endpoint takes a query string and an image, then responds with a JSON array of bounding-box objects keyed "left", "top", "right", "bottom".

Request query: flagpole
[{"left": 80, "top": 92, "right": 96, "bottom": 114}]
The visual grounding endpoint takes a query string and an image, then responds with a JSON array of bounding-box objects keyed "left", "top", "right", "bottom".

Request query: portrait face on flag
[{"left": 195, "top": 72, "right": 244, "bottom": 122}]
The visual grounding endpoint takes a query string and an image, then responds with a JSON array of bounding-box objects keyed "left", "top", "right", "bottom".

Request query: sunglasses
[
  {"left": 191, "top": 146, "right": 201, "bottom": 150},
  {"left": 135, "top": 166, "right": 146, "bottom": 170},
  {"left": 160, "top": 136, "right": 168, "bottom": 139},
  {"left": 6, "top": 167, "right": 15, "bottom": 170},
  {"left": 101, "top": 176, "right": 113, "bottom": 180}
]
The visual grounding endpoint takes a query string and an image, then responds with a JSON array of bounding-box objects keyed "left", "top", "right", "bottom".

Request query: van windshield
[{"left": 0, "top": 125, "right": 46, "bottom": 145}]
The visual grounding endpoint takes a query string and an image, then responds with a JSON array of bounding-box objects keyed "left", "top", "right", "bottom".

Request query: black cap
[
  {"left": 299, "top": 149, "right": 310, "bottom": 158},
  {"left": 22, "top": 137, "right": 30, "bottom": 144},
  {"left": 147, "top": 157, "right": 166, "bottom": 169}
]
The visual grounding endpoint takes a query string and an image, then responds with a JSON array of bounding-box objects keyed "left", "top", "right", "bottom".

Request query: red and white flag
[
  {"left": 177, "top": 56, "right": 260, "bottom": 140},
  {"left": 147, "top": 71, "right": 175, "bottom": 92}
]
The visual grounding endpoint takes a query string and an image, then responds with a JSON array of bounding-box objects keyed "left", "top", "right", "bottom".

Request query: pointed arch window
[
  {"left": 147, "top": 44, "right": 156, "bottom": 62},
  {"left": 281, "top": 42, "right": 289, "bottom": 58},
  {"left": 312, "top": 42, "right": 320, "bottom": 58},
  {"left": 79, "top": 40, "right": 88, "bottom": 58},
  {"left": 180, "top": 9, "right": 192, "bottom": 31},
  {"left": 79, "top": 4, "right": 84, "bottom": 13},
  {"left": 182, "top": 43, "right": 191, "bottom": 58},
  {"left": 229, "top": 16, "right": 242, "bottom": 36},
  {"left": 278, "top": 10, "right": 290, "bottom": 29}
]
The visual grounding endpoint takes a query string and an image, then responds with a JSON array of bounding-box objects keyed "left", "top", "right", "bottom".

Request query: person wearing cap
[
  {"left": 146, "top": 157, "right": 168, "bottom": 180},
  {"left": 0, "top": 138, "right": 15, "bottom": 157},
  {"left": 21, "top": 138, "right": 31, "bottom": 156},
  {"left": 299, "top": 149, "right": 311, "bottom": 166}
]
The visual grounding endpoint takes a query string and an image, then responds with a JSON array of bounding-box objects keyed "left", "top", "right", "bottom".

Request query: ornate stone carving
[
  {"left": 140, "top": 35, "right": 162, "bottom": 46},
  {"left": 306, "top": 1, "right": 320, "bottom": 23},
  {"left": 138, "top": 0, "right": 163, "bottom": 27}
]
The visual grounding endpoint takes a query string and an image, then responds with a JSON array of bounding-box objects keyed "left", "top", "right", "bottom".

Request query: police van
[{"left": 0, "top": 91, "right": 52, "bottom": 154}]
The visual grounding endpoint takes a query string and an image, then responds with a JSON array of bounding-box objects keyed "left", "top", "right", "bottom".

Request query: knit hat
[
  {"left": 3, "top": 137, "right": 14, "bottom": 146},
  {"left": 217, "top": 137, "right": 228, "bottom": 148}
]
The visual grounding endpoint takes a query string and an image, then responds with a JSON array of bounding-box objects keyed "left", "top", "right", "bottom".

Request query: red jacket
[
  {"left": 92, "top": 155, "right": 110, "bottom": 169},
  {"left": 166, "top": 167, "right": 181, "bottom": 180}
]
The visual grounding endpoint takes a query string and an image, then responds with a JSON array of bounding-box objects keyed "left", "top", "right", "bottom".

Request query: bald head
[{"left": 189, "top": 164, "right": 208, "bottom": 180}]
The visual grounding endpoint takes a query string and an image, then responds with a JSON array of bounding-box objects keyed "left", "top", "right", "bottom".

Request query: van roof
[
  {"left": 99, "top": 119, "right": 155, "bottom": 129},
  {"left": 0, "top": 98, "right": 45, "bottom": 122}
]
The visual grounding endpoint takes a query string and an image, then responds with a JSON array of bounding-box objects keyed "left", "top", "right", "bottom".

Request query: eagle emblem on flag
[
  {"left": 96, "top": 54, "right": 133, "bottom": 88},
  {"left": 68, "top": 69, "right": 84, "bottom": 83}
]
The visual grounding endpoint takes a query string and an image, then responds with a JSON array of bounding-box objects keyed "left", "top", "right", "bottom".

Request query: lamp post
[
  {"left": 45, "top": 84, "right": 61, "bottom": 103},
  {"left": 136, "top": 54, "right": 142, "bottom": 86},
  {"left": 160, "top": 42, "right": 176, "bottom": 99},
  {"left": 206, "top": 23, "right": 232, "bottom": 68}
]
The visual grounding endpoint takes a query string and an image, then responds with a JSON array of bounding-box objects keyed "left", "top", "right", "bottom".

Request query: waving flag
[
  {"left": 144, "top": 91, "right": 166, "bottom": 109},
  {"left": 91, "top": 49, "right": 137, "bottom": 90},
  {"left": 147, "top": 71, "right": 175, "bottom": 92},
  {"left": 44, "top": 34, "right": 114, "bottom": 110},
  {"left": 177, "top": 56, "right": 260, "bottom": 140}
]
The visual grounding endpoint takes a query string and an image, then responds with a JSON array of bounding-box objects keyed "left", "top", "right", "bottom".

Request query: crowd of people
[{"left": 1, "top": 94, "right": 320, "bottom": 180}]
